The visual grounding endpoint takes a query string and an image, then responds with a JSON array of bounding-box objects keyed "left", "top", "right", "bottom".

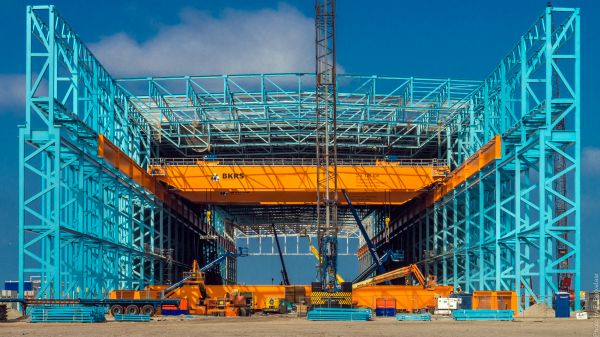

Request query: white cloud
[
  {"left": 0, "top": 74, "right": 25, "bottom": 109},
  {"left": 582, "top": 147, "right": 600, "bottom": 176},
  {"left": 90, "top": 4, "right": 316, "bottom": 77}
]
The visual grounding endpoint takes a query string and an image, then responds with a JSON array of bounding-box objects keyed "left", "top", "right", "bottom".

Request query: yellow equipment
[
  {"left": 306, "top": 236, "right": 344, "bottom": 284},
  {"left": 264, "top": 297, "right": 280, "bottom": 311},
  {"left": 352, "top": 264, "right": 429, "bottom": 290}
]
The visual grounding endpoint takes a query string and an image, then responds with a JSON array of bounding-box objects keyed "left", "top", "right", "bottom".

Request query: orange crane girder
[{"left": 148, "top": 163, "right": 447, "bottom": 205}]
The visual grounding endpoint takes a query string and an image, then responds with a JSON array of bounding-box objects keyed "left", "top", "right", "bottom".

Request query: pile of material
[
  {"left": 521, "top": 303, "right": 555, "bottom": 318},
  {"left": 307, "top": 308, "right": 371, "bottom": 321},
  {"left": 30, "top": 305, "right": 106, "bottom": 323},
  {"left": 396, "top": 313, "right": 431, "bottom": 321},
  {"left": 113, "top": 314, "right": 151, "bottom": 322}
]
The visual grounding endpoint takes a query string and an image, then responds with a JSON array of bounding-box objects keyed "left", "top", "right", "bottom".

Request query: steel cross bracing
[
  {"left": 116, "top": 75, "right": 480, "bottom": 158},
  {"left": 18, "top": 4, "right": 581, "bottom": 309},
  {"left": 19, "top": 5, "right": 235, "bottom": 299},
  {"left": 314, "top": 0, "right": 339, "bottom": 290},
  {"left": 368, "top": 7, "right": 581, "bottom": 311},
  {"left": 231, "top": 205, "right": 376, "bottom": 256},
  {"left": 229, "top": 205, "right": 374, "bottom": 237}
]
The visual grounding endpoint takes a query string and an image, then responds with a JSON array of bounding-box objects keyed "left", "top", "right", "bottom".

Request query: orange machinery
[
  {"left": 206, "top": 284, "right": 452, "bottom": 313},
  {"left": 109, "top": 260, "right": 451, "bottom": 315},
  {"left": 111, "top": 260, "right": 249, "bottom": 316}
]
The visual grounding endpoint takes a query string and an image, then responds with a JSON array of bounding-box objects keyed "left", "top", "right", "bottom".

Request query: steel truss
[
  {"left": 373, "top": 7, "right": 581, "bottom": 310},
  {"left": 18, "top": 5, "right": 581, "bottom": 307},
  {"left": 19, "top": 5, "right": 234, "bottom": 299},
  {"left": 117, "top": 75, "right": 480, "bottom": 158}
]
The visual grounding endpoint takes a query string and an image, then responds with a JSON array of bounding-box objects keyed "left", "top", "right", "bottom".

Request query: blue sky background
[{"left": 0, "top": 0, "right": 598, "bottom": 289}]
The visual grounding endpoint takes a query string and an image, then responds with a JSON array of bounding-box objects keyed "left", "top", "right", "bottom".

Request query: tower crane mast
[{"left": 315, "top": 0, "right": 339, "bottom": 290}]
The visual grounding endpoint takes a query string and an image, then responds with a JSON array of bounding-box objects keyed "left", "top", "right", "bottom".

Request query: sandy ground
[{"left": 0, "top": 315, "right": 595, "bottom": 337}]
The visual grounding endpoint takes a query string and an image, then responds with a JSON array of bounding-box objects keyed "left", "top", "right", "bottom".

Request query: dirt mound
[{"left": 522, "top": 303, "right": 555, "bottom": 318}]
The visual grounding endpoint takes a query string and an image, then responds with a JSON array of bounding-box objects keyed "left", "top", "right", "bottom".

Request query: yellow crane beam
[{"left": 149, "top": 161, "right": 447, "bottom": 205}]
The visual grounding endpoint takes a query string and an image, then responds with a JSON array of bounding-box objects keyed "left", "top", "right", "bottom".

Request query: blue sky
[{"left": 0, "top": 0, "right": 598, "bottom": 289}]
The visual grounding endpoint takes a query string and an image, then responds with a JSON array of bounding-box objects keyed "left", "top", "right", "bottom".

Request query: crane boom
[
  {"left": 272, "top": 224, "right": 291, "bottom": 285},
  {"left": 352, "top": 264, "right": 428, "bottom": 290}
]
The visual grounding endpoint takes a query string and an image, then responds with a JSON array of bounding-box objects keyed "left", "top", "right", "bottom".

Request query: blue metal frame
[
  {"left": 18, "top": 5, "right": 580, "bottom": 310},
  {"left": 19, "top": 5, "right": 235, "bottom": 299},
  {"left": 369, "top": 7, "right": 581, "bottom": 311},
  {"left": 116, "top": 75, "right": 480, "bottom": 157}
]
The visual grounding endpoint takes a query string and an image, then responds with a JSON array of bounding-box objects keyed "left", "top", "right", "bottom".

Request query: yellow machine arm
[
  {"left": 307, "top": 238, "right": 345, "bottom": 284},
  {"left": 352, "top": 264, "right": 427, "bottom": 290}
]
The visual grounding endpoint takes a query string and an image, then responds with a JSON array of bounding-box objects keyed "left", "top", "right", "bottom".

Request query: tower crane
[{"left": 314, "top": 0, "right": 339, "bottom": 291}]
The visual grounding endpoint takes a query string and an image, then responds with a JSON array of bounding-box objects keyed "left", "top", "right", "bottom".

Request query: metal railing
[{"left": 149, "top": 157, "right": 447, "bottom": 167}]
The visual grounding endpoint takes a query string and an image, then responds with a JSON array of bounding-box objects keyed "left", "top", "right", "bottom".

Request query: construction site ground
[{"left": 0, "top": 314, "right": 594, "bottom": 337}]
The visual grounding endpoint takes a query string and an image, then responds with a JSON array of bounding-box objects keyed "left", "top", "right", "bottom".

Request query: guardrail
[{"left": 149, "top": 157, "right": 448, "bottom": 167}]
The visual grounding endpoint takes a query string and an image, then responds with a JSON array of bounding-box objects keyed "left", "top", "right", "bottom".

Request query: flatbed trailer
[{"left": 0, "top": 297, "right": 180, "bottom": 316}]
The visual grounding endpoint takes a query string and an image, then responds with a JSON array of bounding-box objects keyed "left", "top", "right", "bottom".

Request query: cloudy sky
[{"left": 0, "top": 0, "right": 598, "bottom": 289}]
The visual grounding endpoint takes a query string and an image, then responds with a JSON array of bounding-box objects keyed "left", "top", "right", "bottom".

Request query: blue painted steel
[
  {"left": 368, "top": 7, "right": 581, "bottom": 312},
  {"left": 554, "top": 292, "right": 570, "bottom": 318},
  {"left": 395, "top": 313, "right": 431, "bottom": 321},
  {"left": 30, "top": 305, "right": 107, "bottom": 323},
  {"left": 307, "top": 308, "right": 371, "bottom": 321},
  {"left": 161, "top": 309, "right": 189, "bottom": 316},
  {"left": 5, "top": 281, "right": 31, "bottom": 291},
  {"left": 17, "top": 5, "right": 581, "bottom": 314},
  {"left": 201, "top": 247, "right": 248, "bottom": 272},
  {"left": 452, "top": 309, "right": 514, "bottom": 321},
  {"left": 19, "top": 5, "right": 235, "bottom": 301},
  {"left": 117, "top": 74, "right": 481, "bottom": 158},
  {"left": 342, "top": 190, "right": 385, "bottom": 281},
  {"left": 375, "top": 308, "right": 395, "bottom": 317},
  {"left": 113, "top": 314, "right": 151, "bottom": 322}
]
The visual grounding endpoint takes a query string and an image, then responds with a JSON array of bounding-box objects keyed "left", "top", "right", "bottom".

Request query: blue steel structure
[
  {"left": 18, "top": 4, "right": 580, "bottom": 311},
  {"left": 367, "top": 7, "right": 581, "bottom": 310},
  {"left": 19, "top": 5, "right": 235, "bottom": 299}
]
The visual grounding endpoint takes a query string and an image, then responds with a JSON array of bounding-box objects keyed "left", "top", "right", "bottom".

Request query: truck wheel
[
  {"left": 279, "top": 303, "right": 288, "bottom": 314},
  {"left": 110, "top": 304, "right": 124, "bottom": 316},
  {"left": 125, "top": 304, "right": 140, "bottom": 315},
  {"left": 239, "top": 307, "right": 247, "bottom": 317},
  {"left": 141, "top": 304, "right": 155, "bottom": 316}
]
